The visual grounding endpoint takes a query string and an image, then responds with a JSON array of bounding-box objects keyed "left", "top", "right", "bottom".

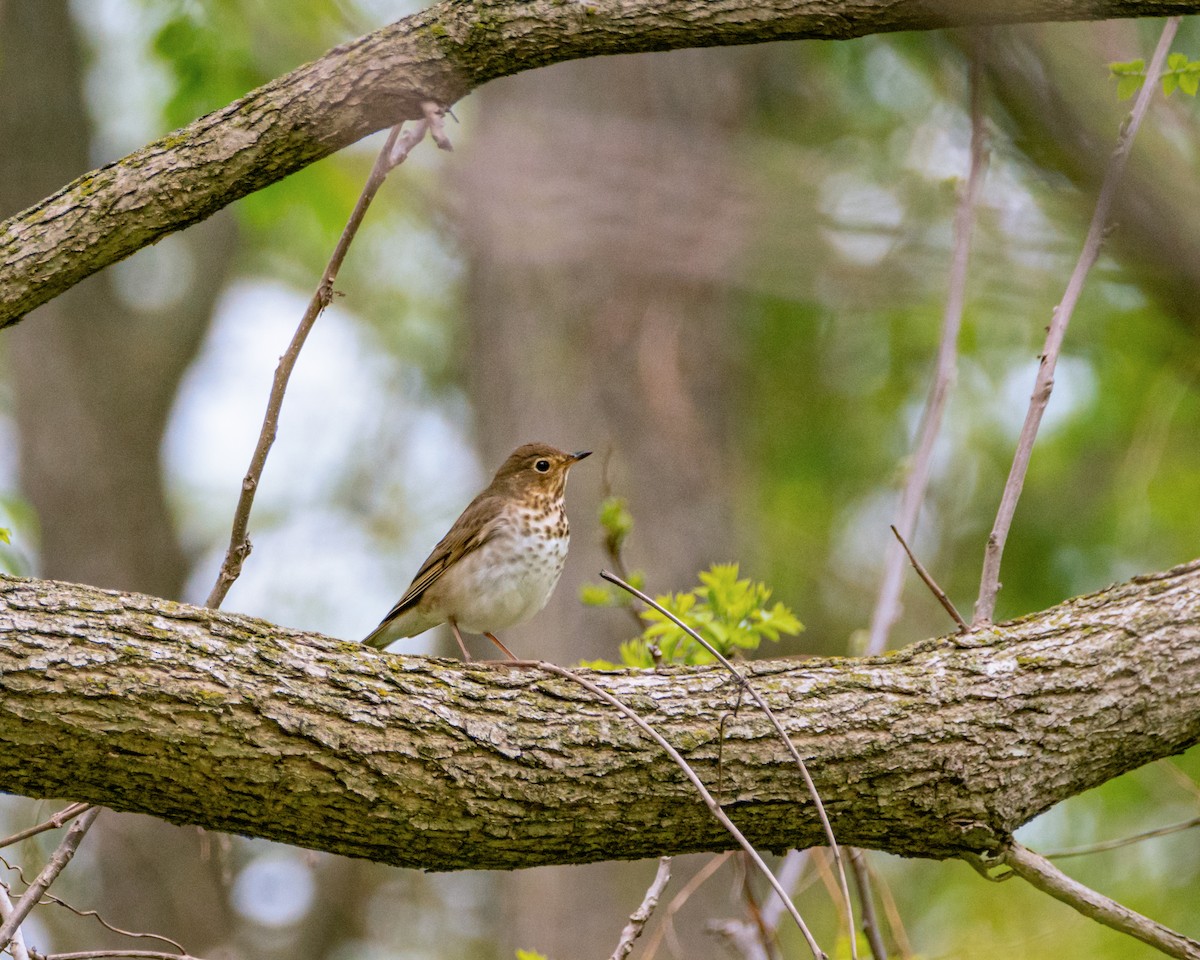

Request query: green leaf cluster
[
  {"left": 1109, "top": 52, "right": 1200, "bottom": 100},
  {"left": 585, "top": 564, "right": 802, "bottom": 669}
]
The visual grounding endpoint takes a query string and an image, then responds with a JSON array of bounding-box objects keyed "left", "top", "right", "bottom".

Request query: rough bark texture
[
  {"left": 1, "top": 0, "right": 1198, "bottom": 329},
  {"left": 0, "top": 559, "right": 1197, "bottom": 871}
]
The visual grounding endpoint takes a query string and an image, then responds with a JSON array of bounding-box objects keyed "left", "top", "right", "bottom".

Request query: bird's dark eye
[{"left": 535, "top": 459, "right": 551, "bottom": 473}]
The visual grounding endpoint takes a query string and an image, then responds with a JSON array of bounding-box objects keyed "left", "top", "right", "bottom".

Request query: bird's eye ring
[{"left": 535, "top": 459, "right": 551, "bottom": 473}]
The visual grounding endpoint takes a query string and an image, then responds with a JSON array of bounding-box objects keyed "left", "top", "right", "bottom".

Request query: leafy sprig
[
  {"left": 1110, "top": 52, "right": 1200, "bottom": 100},
  {"left": 584, "top": 563, "right": 802, "bottom": 669}
]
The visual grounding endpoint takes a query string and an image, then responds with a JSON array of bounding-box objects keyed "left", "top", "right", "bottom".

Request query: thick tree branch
[
  {"left": 1, "top": 0, "right": 1198, "bottom": 328},
  {"left": 0, "top": 560, "right": 1197, "bottom": 871}
]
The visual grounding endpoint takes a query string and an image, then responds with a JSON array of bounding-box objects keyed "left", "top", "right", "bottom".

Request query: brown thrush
[{"left": 363, "top": 443, "right": 591, "bottom": 659}]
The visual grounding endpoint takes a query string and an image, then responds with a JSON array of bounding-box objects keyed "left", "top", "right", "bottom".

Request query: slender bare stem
[
  {"left": 29, "top": 953, "right": 206, "bottom": 960},
  {"left": 972, "top": 18, "right": 1180, "bottom": 624},
  {"left": 1000, "top": 840, "right": 1200, "bottom": 959},
  {"left": 610, "top": 857, "right": 672, "bottom": 960},
  {"left": 600, "top": 570, "right": 854, "bottom": 957},
  {"left": 849, "top": 848, "right": 888, "bottom": 960},
  {"left": 889, "top": 526, "right": 968, "bottom": 632},
  {"left": 865, "top": 50, "right": 988, "bottom": 655},
  {"left": 1044, "top": 816, "right": 1200, "bottom": 859},
  {"left": 0, "top": 807, "right": 102, "bottom": 955},
  {"left": 0, "top": 803, "right": 91, "bottom": 850},
  {"left": 643, "top": 852, "right": 734, "bottom": 960},
  {"left": 0, "top": 882, "right": 31, "bottom": 960},
  {"left": 516, "top": 659, "right": 827, "bottom": 960},
  {"left": 205, "top": 110, "right": 446, "bottom": 609}
]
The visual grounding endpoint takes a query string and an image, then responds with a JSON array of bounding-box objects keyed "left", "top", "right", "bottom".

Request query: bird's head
[{"left": 490, "top": 443, "right": 591, "bottom": 501}]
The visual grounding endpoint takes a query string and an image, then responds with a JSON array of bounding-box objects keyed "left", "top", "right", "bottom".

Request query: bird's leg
[
  {"left": 449, "top": 619, "right": 473, "bottom": 661},
  {"left": 483, "top": 632, "right": 519, "bottom": 661}
]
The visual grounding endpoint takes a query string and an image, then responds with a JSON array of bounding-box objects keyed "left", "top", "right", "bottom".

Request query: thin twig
[
  {"left": 1043, "top": 816, "right": 1200, "bottom": 859},
  {"left": 204, "top": 107, "right": 448, "bottom": 609},
  {"left": 29, "top": 953, "right": 205, "bottom": 960},
  {"left": 972, "top": 18, "right": 1180, "bottom": 625},
  {"left": 999, "top": 840, "right": 1200, "bottom": 960},
  {"left": 866, "top": 48, "right": 987, "bottom": 655},
  {"left": 0, "top": 882, "right": 31, "bottom": 960},
  {"left": 644, "top": 852, "right": 734, "bottom": 960},
  {"left": 610, "top": 857, "right": 672, "bottom": 960},
  {"left": 0, "top": 804, "right": 91, "bottom": 851},
  {"left": 889, "top": 526, "right": 968, "bottom": 632},
  {"left": 870, "top": 864, "right": 914, "bottom": 960},
  {"left": 600, "top": 570, "right": 854, "bottom": 958},
  {"left": 849, "top": 848, "right": 888, "bottom": 960},
  {"left": 0, "top": 807, "right": 102, "bottom": 955},
  {"left": 515, "top": 659, "right": 827, "bottom": 960}
]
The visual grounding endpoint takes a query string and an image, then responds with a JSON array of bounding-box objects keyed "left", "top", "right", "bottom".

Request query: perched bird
[{"left": 363, "top": 443, "right": 591, "bottom": 660}]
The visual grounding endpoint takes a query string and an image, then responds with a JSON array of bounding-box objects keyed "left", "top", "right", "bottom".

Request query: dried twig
[
  {"left": 889, "top": 526, "right": 968, "bottom": 632},
  {"left": 1044, "top": 816, "right": 1200, "bottom": 860},
  {"left": 0, "top": 803, "right": 91, "bottom": 851},
  {"left": 849, "top": 848, "right": 888, "bottom": 960},
  {"left": 999, "top": 840, "right": 1200, "bottom": 960},
  {"left": 205, "top": 107, "right": 449, "bottom": 609},
  {"left": 0, "top": 807, "right": 102, "bottom": 955},
  {"left": 866, "top": 49, "right": 988, "bottom": 655},
  {"left": 610, "top": 857, "right": 672, "bottom": 960},
  {"left": 972, "top": 18, "right": 1180, "bottom": 625},
  {"left": 600, "top": 570, "right": 854, "bottom": 958},
  {"left": 516, "top": 659, "right": 827, "bottom": 960}
]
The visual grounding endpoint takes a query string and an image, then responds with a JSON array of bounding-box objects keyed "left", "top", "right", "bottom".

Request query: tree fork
[{"left": 0, "top": 559, "right": 1197, "bottom": 871}]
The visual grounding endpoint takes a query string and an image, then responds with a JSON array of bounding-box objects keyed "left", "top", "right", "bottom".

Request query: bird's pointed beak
[{"left": 571, "top": 450, "right": 592, "bottom": 462}]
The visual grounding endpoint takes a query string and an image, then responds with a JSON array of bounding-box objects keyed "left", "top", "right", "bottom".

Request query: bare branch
[
  {"left": 0, "top": 807, "right": 102, "bottom": 955},
  {"left": 601, "top": 570, "right": 855, "bottom": 954},
  {"left": 0, "top": 803, "right": 90, "bottom": 851},
  {"left": 1044, "top": 816, "right": 1200, "bottom": 860},
  {"left": 610, "top": 857, "right": 672, "bottom": 960},
  {"left": 849, "top": 848, "right": 888, "bottom": 960},
  {"left": 999, "top": 840, "right": 1200, "bottom": 960},
  {"left": 0, "top": 882, "right": 31, "bottom": 960},
  {"left": 205, "top": 113, "right": 438, "bottom": 609},
  {"left": 972, "top": 17, "right": 1181, "bottom": 625},
  {"left": 1, "top": 559, "right": 1199, "bottom": 868},
  {"left": 30, "top": 952, "right": 205, "bottom": 960},
  {"left": 1, "top": 1, "right": 1196, "bottom": 329},
  {"left": 889, "top": 526, "right": 968, "bottom": 632},
  {"left": 866, "top": 48, "right": 988, "bottom": 654}
]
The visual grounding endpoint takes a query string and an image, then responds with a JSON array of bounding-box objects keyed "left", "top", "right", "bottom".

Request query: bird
[{"left": 363, "top": 443, "right": 591, "bottom": 660}]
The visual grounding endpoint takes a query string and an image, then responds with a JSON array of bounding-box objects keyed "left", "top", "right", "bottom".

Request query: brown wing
[{"left": 376, "top": 494, "right": 504, "bottom": 624}]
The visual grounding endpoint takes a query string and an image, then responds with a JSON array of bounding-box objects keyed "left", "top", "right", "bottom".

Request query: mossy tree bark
[
  {"left": 1, "top": 0, "right": 1199, "bottom": 328},
  {"left": 0, "top": 559, "right": 1196, "bottom": 871}
]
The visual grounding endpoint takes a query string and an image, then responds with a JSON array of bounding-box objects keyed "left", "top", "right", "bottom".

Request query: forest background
[{"left": 0, "top": 1, "right": 1198, "bottom": 959}]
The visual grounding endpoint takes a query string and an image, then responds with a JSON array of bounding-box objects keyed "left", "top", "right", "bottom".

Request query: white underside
[{"left": 376, "top": 520, "right": 568, "bottom": 644}]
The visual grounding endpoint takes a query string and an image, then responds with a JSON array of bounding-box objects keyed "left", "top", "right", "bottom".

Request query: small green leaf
[
  {"left": 0, "top": 528, "right": 9, "bottom": 544},
  {"left": 1180, "top": 71, "right": 1200, "bottom": 96},
  {"left": 1162, "top": 72, "right": 1180, "bottom": 97},
  {"left": 1168, "top": 52, "right": 1189, "bottom": 70},
  {"left": 1108, "top": 58, "right": 1145, "bottom": 76},
  {"left": 1117, "top": 74, "right": 1145, "bottom": 100}
]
